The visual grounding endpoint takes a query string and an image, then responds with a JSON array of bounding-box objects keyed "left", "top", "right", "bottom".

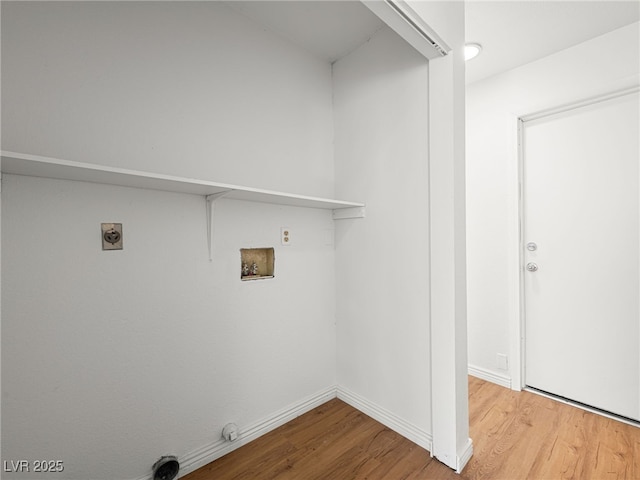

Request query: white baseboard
[
  {"left": 132, "top": 386, "right": 337, "bottom": 480},
  {"left": 134, "top": 385, "right": 437, "bottom": 479},
  {"left": 456, "top": 437, "right": 474, "bottom": 473},
  {"left": 468, "top": 364, "right": 512, "bottom": 389},
  {"left": 336, "top": 386, "right": 433, "bottom": 453}
]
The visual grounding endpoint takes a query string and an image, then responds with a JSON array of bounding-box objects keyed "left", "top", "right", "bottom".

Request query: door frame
[{"left": 510, "top": 85, "right": 640, "bottom": 391}]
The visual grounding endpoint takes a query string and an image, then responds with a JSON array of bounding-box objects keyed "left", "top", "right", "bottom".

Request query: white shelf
[{"left": 0, "top": 151, "right": 365, "bottom": 212}]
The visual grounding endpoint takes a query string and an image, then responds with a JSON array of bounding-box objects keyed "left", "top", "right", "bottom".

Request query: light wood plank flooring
[{"left": 182, "top": 377, "right": 640, "bottom": 479}]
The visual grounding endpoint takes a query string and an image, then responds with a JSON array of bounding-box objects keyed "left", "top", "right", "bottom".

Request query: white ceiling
[
  {"left": 222, "top": 1, "right": 639, "bottom": 82},
  {"left": 222, "top": 1, "right": 384, "bottom": 63},
  {"left": 465, "top": 1, "right": 640, "bottom": 84}
]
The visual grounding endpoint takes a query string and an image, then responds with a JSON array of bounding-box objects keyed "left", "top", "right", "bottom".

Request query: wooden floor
[{"left": 182, "top": 377, "right": 640, "bottom": 480}]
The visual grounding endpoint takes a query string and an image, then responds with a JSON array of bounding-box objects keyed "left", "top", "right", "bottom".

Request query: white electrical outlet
[
  {"left": 281, "top": 227, "right": 291, "bottom": 246},
  {"left": 497, "top": 353, "right": 508, "bottom": 370}
]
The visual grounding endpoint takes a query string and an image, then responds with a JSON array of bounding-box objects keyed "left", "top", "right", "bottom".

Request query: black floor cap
[{"left": 152, "top": 456, "right": 179, "bottom": 480}]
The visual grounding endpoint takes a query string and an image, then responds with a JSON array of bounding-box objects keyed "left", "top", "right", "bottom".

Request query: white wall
[
  {"left": 466, "top": 22, "right": 640, "bottom": 387},
  {"left": 1, "top": 2, "right": 337, "bottom": 479},
  {"left": 1, "top": 1, "right": 470, "bottom": 477},
  {"left": 333, "top": 26, "right": 432, "bottom": 445},
  {"left": 1, "top": 1, "right": 334, "bottom": 198},
  {"left": 2, "top": 175, "right": 337, "bottom": 480}
]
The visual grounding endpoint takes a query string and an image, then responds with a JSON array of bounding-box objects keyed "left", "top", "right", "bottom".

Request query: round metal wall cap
[{"left": 152, "top": 456, "right": 180, "bottom": 480}]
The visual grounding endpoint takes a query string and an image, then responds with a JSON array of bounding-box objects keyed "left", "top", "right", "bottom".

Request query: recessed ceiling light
[{"left": 464, "top": 43, "right": 482, "bottom": 61}]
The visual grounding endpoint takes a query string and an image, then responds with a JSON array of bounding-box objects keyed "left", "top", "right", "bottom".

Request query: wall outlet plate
[
  {"left": 281, "top": 227, "right": 291, "bottom": 246},
  {"left": 101, "top": 223, "right": 123, "bottom": 250},
  {"left": 496, "top": 353, "right": 508, "bottom": 370}
]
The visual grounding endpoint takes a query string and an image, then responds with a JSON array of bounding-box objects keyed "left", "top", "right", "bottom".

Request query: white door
[{"left": 523, "top": 90, "right": 640, "bottom": 421}]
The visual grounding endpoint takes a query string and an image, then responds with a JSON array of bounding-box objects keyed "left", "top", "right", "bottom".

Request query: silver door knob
[
  {"left": 527, "top": 242, "right": 537, "bottom": 251},
  {"left": 526, "top": 262, "right": 538, "bottom": 272}
]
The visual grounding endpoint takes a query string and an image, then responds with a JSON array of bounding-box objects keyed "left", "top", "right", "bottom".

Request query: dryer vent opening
[{"left": 152, "top": 456, "right": 179, "bottom": 480}]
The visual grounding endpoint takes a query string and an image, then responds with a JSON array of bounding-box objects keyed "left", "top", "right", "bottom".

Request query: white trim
[
  {"left": 131, "top": 385, "right": 437, "bottom": 479},
  {"left": 337, "top": 386, "right": 433, "bottom": 453},
  {"left": 520, "top": 85, "right": 640, "bottom": 123},
  {"left": 514, "top": 116, "right": 526, "bottom": 391},
  {"left": 361, "top": 0, "right": 449, "bottom": 60},
  {"left": 131, "top": 386, "right": 337, "bottom": 480},
  {"left": 525, "top": 387, "right": 640, "bottom": 429},
  {"left": 456, "top": 437, "right": 474, "bottom": 473},
  {"left": 468, "top": 365, "right": 512, "bottom": 390}
]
